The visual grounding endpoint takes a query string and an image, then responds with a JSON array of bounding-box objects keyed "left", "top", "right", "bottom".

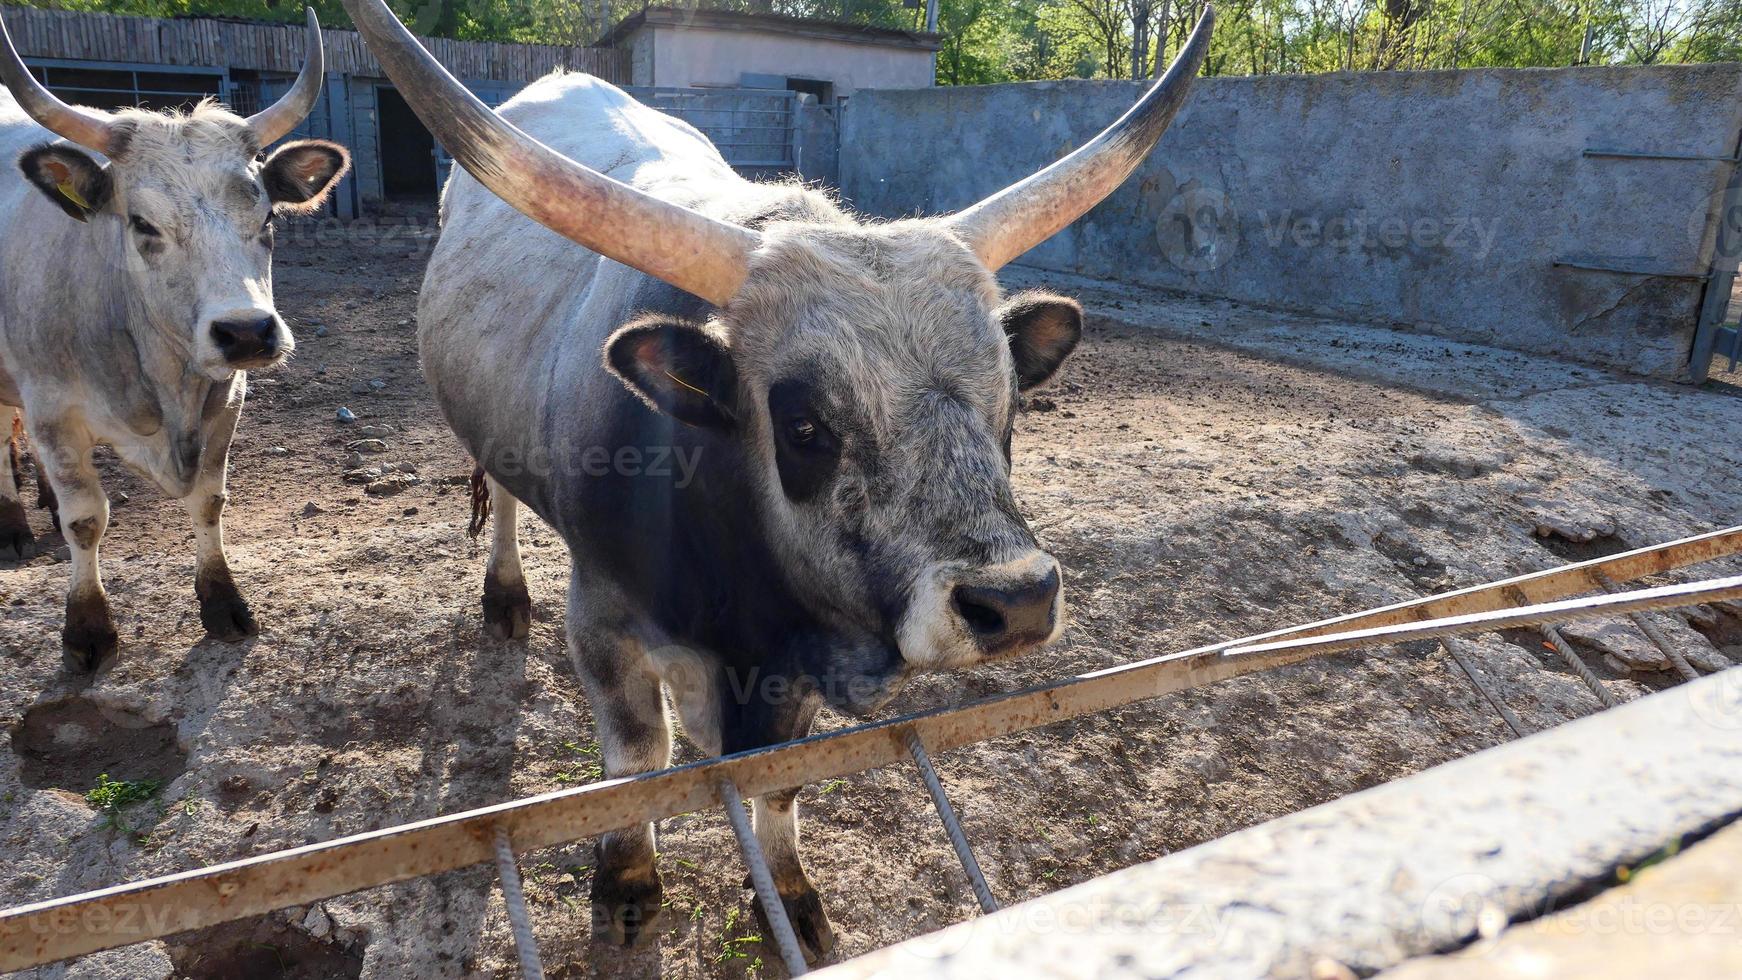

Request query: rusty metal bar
[
  {"left": 1441, "top": 638, "right": 1530, "bottom": 739},
  {"left": 1596, "top": 572, "right": 1703, "bottom": 683},
  {"left": 4, "top": 526, "right": 1740, "bottom": 971},
  {"left": 718, "top": 778, "right": 808, "bottom": 976},
  {"left": 1221, "top": 575, "right": 1742, "bottom": 661},
  {"left": 1539, "top": 624, "right": 1621, "bottom": 709},
  {"left": 492, "top": 828, "right": 546, "bottom": 980},
  {"left": 905, "top": 731, "right": 998, "bottom": 914}
]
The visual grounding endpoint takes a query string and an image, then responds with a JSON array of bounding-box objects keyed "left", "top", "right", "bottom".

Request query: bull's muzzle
[{"left": 951, "top": 555, "right": 1062, "bottom": 656}]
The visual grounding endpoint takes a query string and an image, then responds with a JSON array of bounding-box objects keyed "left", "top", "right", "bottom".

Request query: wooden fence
[{"left": 2, "top": 7, "right": 630, "bottom": 84}]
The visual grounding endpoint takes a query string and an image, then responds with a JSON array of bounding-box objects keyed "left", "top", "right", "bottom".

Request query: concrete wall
[
  {"left": 841, "top": 66, "right": 1742, "bottom": 378},
  {"left": 646, "top": 23, "right": 934, "bottom": 96}
]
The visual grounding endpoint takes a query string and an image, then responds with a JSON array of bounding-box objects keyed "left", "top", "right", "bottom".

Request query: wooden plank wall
[{"left": 3, "top": 7, "right": 631, "bottom": 84}]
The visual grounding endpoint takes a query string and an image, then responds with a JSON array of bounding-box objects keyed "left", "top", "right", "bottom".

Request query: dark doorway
[{"left": 377, "top": 86, "right": 437, "bottom": 200}]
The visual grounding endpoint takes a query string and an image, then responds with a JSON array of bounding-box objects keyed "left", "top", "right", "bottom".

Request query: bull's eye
[
  {"left": 769, "top": 378, "right": 841, "bottom": 503},
  {"left": 128, "top": 214, "right": 161, "bottom": 237},
  {"left": 260, "top": 212, "right": 274, "bottom": 233}
]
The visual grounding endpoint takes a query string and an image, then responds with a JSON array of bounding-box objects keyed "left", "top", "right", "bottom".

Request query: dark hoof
[
  {"left": 62, "top": 599, "right": 118, "bottom": 674},
  {"left": 199, "top": 594, "right": 259, "bottom": 641},
  {"left": 590, "top": 847, "right": 663, "bottom": 947},
  {"left": 0, "top": 498, "right": 33, "bottom": 561},
  {"left": 198, "top": 573, "right": 259, "bottom": 642},
  {"left": 483, "top": 574, "right": 531, "bottom": 641},
  {"left": 750, "top": 883, "right": 837, "bottom": 963}
]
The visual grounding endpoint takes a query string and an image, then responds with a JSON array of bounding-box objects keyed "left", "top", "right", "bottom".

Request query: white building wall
[{"left": 648, "top": 25, "right": 933, "bottom": 96}]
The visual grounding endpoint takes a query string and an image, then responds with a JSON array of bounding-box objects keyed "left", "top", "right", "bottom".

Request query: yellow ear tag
[{"left": 56, "top": 179, "right": 91, "bottom": 220}]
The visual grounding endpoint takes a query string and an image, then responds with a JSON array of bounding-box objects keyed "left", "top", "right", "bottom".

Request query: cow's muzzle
[{"left": 209, "top": 314, "right": 287, "bottom": 368}]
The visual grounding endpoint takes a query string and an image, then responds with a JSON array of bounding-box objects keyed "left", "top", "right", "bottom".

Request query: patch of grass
[
  {"left": 85, "top": 774, "right": 163, "bottom": 834},
  {"left": 713, "top": 907, "right": 763, "bottom": 976},
  {"left": 554, "top": 741, "right": 605, "bottom": 785}
]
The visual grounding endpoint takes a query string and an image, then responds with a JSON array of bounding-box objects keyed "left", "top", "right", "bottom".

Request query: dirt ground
[{"left": 4, "top": 216, "right": 1742, "bottom": 980}]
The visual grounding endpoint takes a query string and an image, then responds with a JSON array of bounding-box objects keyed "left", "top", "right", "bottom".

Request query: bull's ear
[
  {"left": 998, "top": 292, "right": 1083, "bottom": 391},
  {"left": 261, "top": 140, "right": 350, "bottom": 213},
  {"left": 19, "top": 144, "right": 111, "bottom": 223},
  {"left": 605, "top": 317, "right": 739, "bottom": 429}
]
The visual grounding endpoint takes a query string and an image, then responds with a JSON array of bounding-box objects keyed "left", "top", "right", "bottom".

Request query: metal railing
[{"left": 3, "top": 527, "right": 1741, "bottom": 975}]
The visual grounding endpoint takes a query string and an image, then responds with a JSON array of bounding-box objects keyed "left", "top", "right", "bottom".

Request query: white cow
[{"left": 0, "top": 10, "right": 349, "bottom": 672}]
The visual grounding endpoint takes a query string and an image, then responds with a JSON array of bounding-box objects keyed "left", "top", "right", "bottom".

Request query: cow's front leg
[
  {"left": 570, "top": 585, "right": 671, "bottom": 947},
  {"left": 0, "top": 409, "right": 35, "bottom": 560},
  {"left": 33, "top": 421, "right": 115, "bottom": 672},
  {"left": 183, "top": 400, "right": 256, "bottom": 641}
]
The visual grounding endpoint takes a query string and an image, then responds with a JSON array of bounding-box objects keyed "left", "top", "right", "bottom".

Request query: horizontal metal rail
[{"left": 3, "top": 526, "right": 1740, "bottom": 970}]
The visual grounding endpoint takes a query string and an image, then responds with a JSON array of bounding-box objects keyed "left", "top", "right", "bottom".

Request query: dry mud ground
[{"left": 4, "top": 221, "right": 1742, "bottom": 980}]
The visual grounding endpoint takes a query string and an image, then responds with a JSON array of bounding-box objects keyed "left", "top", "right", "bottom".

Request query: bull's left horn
[
  {"left": 945, "top": 5, "right": 1215, "bottom": 272},
  {"left": 0, "top": 12, "right": 118, "bottom": 154},
  {"left": 248, "top": 8, "right": 325, "bottom": 145},
  {"left": 339, "top": 0, "right": 759, "bottom": 307}
]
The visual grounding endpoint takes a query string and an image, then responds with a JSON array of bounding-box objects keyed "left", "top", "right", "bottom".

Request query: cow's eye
[
  {"left": 128, "top": 215, "right": 160, "bottom": 237},
  {"left": 260, "top": 212, "right": 273, "bottom": 233},
  {"left": 786, "top": 418, "right": 817, "bottom": 446}
]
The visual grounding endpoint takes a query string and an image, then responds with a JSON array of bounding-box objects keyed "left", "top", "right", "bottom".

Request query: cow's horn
[
  {"left": 0, "top": 12, "right": 117, "bottom": 154},
  {"left": 945, "top": 5, "right": 1215, "bottom": 272},
  {"left": 248, "top": 8, "right": 326, "bottom": 146},
  {"left": 339, "top": 0, "right": 759, "bottom": 307}
]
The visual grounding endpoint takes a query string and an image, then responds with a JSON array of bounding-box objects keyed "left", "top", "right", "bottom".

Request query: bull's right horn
[
  {"left": 945, "top": 5, "right": 1215, "bottom": 272},
  {"left": 0, "top": 12, "right": 118, "bottom": 154},
  {"left": 340, "top": 0, "right": 759, "bottom": 307}
]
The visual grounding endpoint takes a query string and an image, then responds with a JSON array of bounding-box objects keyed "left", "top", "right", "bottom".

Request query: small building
[
  {"left": 596, "top": 6, "right": 939, "bottom": 103},
  {"left": 4, "top": 7, "right": 883, "bottom": 212},
  {"left": 4, "top": 7, "right": 630, "bottom": 217}
]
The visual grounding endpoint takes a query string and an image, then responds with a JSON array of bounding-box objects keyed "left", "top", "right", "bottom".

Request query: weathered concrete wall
[{"left": 840, "top": 66, "right": 1742, "bottom": 378}]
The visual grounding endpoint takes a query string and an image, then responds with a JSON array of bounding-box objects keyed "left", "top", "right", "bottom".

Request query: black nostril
[
  {"left": 953, "top": 566, "right": 1061, "bottom": 649},
  {"left": 952, "top": 585, "right": 1008, "bottom": 637},
  {"left": 210, "top": 317, "right": 278, "bottom": 362}
]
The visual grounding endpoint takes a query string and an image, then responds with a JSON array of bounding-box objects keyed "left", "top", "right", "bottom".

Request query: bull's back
[{"left": 418, "top": 73, "right": 742, "bottom": 517}]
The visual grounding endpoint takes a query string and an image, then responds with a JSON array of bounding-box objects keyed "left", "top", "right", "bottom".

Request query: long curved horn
[
  {"left": 248, "top": 8, "right": 326, "bottom": 145},
  {"left": 340, "top": 0, "right": 759, "bottom": 307},
  {"left": 0, "top": 11, "right": 116, "bottom": 154},
  {"left": 946, "top": 5, "right": 1215, "bottom": 272}
]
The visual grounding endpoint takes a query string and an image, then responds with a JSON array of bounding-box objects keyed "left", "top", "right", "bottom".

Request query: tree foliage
[{"left": 12, "top": 0, "right": 1741, "bottom": 76}]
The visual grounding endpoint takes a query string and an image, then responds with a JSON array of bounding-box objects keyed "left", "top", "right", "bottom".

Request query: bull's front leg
[
  {"left": 0, "top": 408, "right": 35, "bottom": 560},
  {"left": 569, "top": 578, "right": 671, "bottom": 947},
  {"left": 733, "top": 696, "right": 837, "bottom": 962},
  {"left": 478, "top": 471, "right": 530, "bottom": 640},
  {"left": 751, "top": 784, "right": 837, "bottom": 961},
  {"left": 182, "top": 401, "right": 257, "bottom": 641},
  {"left": 31, "top": 418, "right": 115, "bottom": 672}
]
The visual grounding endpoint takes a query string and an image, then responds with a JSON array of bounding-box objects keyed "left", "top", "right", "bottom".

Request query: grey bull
[
  {"left": 0, "top": 9, "right": 349, "bottom": 672},
  {"left": 344, "top": 0, "right": 1213, "bottom": 962}
]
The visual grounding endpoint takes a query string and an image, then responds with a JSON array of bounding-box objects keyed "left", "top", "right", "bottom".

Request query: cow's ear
[
  {"left": 998, "top": 292, "right": 1082, "bottom": 391},
  {"left": 19, "top": 144, "right": 111, "bottom": 223},
  {"left": 261, "top": 140, "right": 350, "bottom": 213},
  {"left": 605, "top": 317, "right": 739, "bottom": 429}
]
